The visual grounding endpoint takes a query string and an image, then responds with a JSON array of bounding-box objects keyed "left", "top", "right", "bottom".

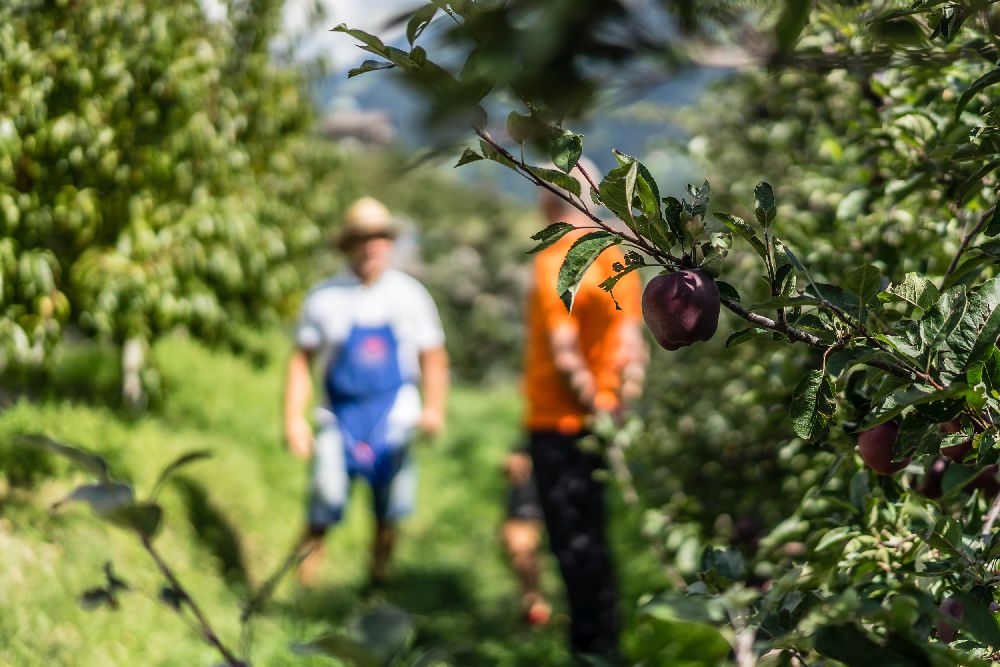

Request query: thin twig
[
  {"left": 721, "top": 298, "right": 824, "bottom": 347},
  {"left": 240, "top": 540, "right": 318, "bottom": 623},
  {"left": 945, "top": 205, "right": 996, "bottom": 280},
  {"left": 984, "top": 494, "right": 1000, "bottom": 536},
  {"left": 142, "top": 537, "right": 245, "bottom": 667},
  {"left": 475, "top": 129, "right": 683, "bottom": 267}
]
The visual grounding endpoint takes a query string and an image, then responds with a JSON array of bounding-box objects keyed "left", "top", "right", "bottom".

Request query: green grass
[
  {"left": 0, "top": 332, "right": 716, "bottom": 666},
  {"left": 0, "top": 333, "right": 576, "bottom": 666}
]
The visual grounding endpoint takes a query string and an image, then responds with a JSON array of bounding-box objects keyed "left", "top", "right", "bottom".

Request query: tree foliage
[
  {"left": 341, "top": 0, "right": 1000, "bottom": 662},
  {"left": 0, "top": 0, "right": 325, "bottom": 383}
]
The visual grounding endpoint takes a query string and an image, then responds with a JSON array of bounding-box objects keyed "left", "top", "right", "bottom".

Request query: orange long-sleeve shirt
[{"left": 523, "top": 230, "right": 642, "bottom": 433}]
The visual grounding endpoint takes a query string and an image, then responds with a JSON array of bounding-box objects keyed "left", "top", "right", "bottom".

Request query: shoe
[{"left": 522, "top": 595, "right": 551, "bottom": 627}]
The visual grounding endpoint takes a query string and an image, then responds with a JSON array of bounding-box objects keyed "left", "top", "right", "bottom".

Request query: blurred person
[
  {"left": 522, "top": 159, "right": 647, "bottom": 659},
  {"left": 501, "top": 441, "right": 550, "bottom": 626},
  {"left": 284, "top": 196, "right": 449, "bottom": 587}
]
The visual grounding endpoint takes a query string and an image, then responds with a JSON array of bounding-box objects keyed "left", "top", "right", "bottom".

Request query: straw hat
[{"left": 336, "top": 196, "right": 399, "bottom": 250}]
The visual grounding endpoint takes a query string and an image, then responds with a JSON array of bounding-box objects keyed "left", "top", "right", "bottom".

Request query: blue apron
[{"left": 325, "top": 324, "right": 405, "bottom": 487}]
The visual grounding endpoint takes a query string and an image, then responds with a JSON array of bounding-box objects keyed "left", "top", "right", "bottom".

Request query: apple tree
[
  {"left": 340, "top": 0, "right": 1000, "bottom": 663},
  {"left": 0, "top": 0, "right": 332, "bottom": 405}
]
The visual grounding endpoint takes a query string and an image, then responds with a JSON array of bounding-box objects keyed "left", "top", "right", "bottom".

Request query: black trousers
[{"left": 529, "top": 430, "right": 619, "bottom": 657}]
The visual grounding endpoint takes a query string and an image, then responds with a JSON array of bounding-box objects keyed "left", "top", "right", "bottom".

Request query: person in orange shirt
[{"left": 512, "top": 158, "right": 647, "bottom": 659}]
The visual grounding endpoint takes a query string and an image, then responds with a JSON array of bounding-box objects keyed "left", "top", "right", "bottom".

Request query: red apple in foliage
[
  {"left": 969, "top": 464, "right": 1000, "bottom": 497},
  {"left": 919, "top": 457, "right": 948, "bottom": 499},
  {"left": 936, "top": 596, "right": 965, "bottom": 643},
  {"left": 940, "top": 419, "right": 972, "bottom": 464},
  {"left": 858, "top": 422, "right": 911, "bottom": 475},
  {"left": 641, "top": 269, "right": 721, "bottom": 351}
]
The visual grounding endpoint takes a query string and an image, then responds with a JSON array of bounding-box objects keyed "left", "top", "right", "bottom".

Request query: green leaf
[
  {"left": 774, "top": 0, "right": 814, "bottom": 56},
  {"left": 790, "top": 371, "right": 836, "bottom": 440},
  {"left": 16, "top": 433, "right": 111, "bottom": 481},
  {"left": 79, "top": 587, "right": 116, "bottom": 611},
  {"left": 557, "top": 232, "right": 620, "bottom": 312},
  {"left": 332, "top": 25, "right": 387, "bottom": 53},
  {"left": 861, "top": 384, "right": 968, "bottom": 429},
  {"left": 159, "top": 586, "right": 185, "bottom": 610},
  {"left": 527, "top": 166, "right": 582, "bottom": 198},
  {"left": 105, "top": 502, "right": 163, "bottom": 539},
  {"left": 348, "top": 604, "right": 416, "bottom": 665},
  {"left": 843, "top": 265, "right": 882, "bottom": 304},
  {"left": 919, "top": 285, "right": 968, "bottom": 361},
  {"left": 52, "top": 482, "right": 135, "bottom": 514},
  {"left": 827, "top": 347, "right": 887, "bottom": 377},
  {"left": 802, "top": 283, "right": 861, "bottom": 312},
  {"left": 700, "top": 546, "right": 746, "bottom": 583},
  {"left": 942, "top": 465, "right": 980, "bottom": 495},
  {"left": 662, "top": 196, "right": 685, "bottom": 244},
  {"left": 956, "top": 68, "right": 1000, "bottom": 119},
  {"left": 684, "top": 180, "right": 711, "bottom": 219},
  {"left": 151, "top": 450, "right": 212, "bottom": 499},
  {"left": 715, "top": 213, "right": 767, "bottom": 259},
  {"left": 406, "top": 5, "right": 438, "bottom": 45},
  {"left": 599, "top": 162, "right": 639, "bottom": 228},
  {"left": 642, "top": 592, "right": 727, "bottom": 625},
  {"left": 815, "top": 526, "right": 853, "bottom": 552},
  {"left": 956, "top": 160, "right": 1000, "bottom": 205},
  {"left": 725, "top": 328, "right": 770, "bottom": 348},
  {"left": 933, "top": 5, "right": 968, "bottom": 43},
  {"left": 813, "top": 623, "right": 932, "bottom": 665},
  {"left": 783, "top": 245, "right": 805, "bottom": 271},
  {"left": 551, "top": 132, "right": 583, "bottom": 173},
  {"left": 347, "top": 60, "right": 394, "bottom": 79},
  {"left": 478, "top": 140, "right": 516, "bottom": 170},
  {"left": 528, "top": 222, "right": 575, "bottom": 254},
  {"left": 753, "top": 182, "right": 776, "bottom": 227},
  {"left": 454, "top": 148, "right": 483, "bottom": 167},
  {"left": 716, "top": 281, "right": 740, "bottom": 302},
  {"left": 612, "top": 150, "right": 661, "bottom": 221},
  {"left": 870, "top": 17, "right": 925, "bottom": 46},
  {"left": 985, "top": 206, "right": 1000, "bottom": 238},
  {"left": 880, "top": 273, "right": 940, "bottom": 311},
  {"left": 506, "top": 111, "right": 533, "bottom": 145},
  {"left": 775, "top": 262, "right": 797, "bottom": 299},
  {"left": 939, "top": 277, "right": 1000, "bottom": 382}
]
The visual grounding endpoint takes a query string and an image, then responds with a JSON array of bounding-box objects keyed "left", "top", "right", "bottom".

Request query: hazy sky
[{"left": 282, "top": 0, "right": 413, "bottom": 68}]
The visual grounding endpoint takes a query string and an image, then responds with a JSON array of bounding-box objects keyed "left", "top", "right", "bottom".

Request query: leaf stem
[{"left": 141, "top": 537, "right": 245, "bottom": 667}]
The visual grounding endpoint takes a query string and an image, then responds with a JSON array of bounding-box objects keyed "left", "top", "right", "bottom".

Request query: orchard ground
[{"left": 0, "top": 332, "right": 723, "bottom": 666}]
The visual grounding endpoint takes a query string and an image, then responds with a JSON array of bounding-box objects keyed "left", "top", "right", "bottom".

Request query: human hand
[
  {"left": 504, "top": 451, "right": 532, "bottom": 484},
  {"left": 285, "top": 415, "right": 314, "bottom": 460},
  {"left": 417, "top": 407, "right": 444, "bottom": 438}
]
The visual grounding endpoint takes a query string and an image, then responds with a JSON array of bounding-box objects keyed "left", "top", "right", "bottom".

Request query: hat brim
[{"left": 335, "top": 226, "right": 399, "bottom": 250}]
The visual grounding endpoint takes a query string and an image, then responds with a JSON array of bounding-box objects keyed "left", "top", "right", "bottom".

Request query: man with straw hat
[{"left": 284, "top": 196, "right": 449, "bottom": 586}]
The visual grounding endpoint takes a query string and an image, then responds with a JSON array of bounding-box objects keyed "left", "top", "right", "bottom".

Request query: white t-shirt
[{"left": 295, "top": 269, "right": 445, "bottom": 433}]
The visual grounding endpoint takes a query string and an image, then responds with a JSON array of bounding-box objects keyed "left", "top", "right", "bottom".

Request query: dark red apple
[
  {"left": 969, "top": 464, "right": 1000, "bottom": 497},
  {"left": 939, "top": 419, "right": 972, "bottom": 463},
  {"left": 936, "top": 596, "right": 964, "bottom": 643},
  {"left": 858, "top": 422, "right": 910, "bottom": 475},
  {"left": 641, "top": 269, "right": 721, "bottom": 351},
  {"left": 919, "top": 457, "right": 948, "bottom": 499}
]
